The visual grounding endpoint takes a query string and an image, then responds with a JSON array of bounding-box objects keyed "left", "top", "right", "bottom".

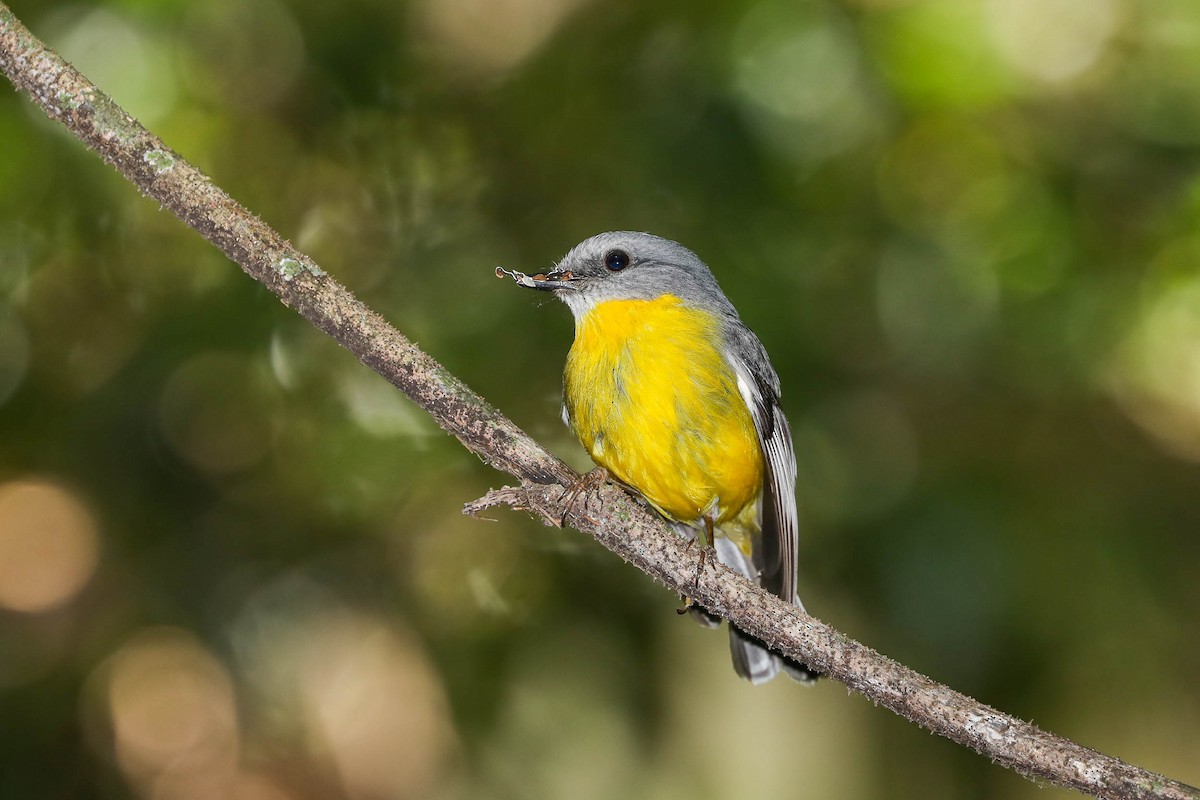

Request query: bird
[{"left": 499, "top": 231, "right": 817, "bottom": 684}]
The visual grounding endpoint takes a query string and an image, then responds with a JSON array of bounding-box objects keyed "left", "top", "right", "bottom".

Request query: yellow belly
[{"left": 563, "top": 295, "right": 763, "bottom": 527}]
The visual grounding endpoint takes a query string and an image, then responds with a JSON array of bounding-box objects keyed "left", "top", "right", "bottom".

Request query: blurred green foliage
[{"left": 1, "top": 0, "right": 1199, "bottom": 798}]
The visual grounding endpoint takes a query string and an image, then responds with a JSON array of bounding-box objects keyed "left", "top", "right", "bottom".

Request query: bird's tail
[{"left": 713, "top": 537, "right": 820, "bottom": 685}]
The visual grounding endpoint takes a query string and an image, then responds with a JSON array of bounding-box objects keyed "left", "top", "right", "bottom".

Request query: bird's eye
[{"left": 604, "top": 249, "right": 630, "bottom": 271}]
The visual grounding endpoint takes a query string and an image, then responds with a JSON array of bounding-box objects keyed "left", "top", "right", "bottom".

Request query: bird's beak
[{"left": 495, "top": 266, "right": 575, "bottom": 291}]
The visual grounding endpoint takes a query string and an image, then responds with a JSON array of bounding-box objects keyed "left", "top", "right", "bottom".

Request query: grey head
[{"left": 514, "top": 231, "right": 739, "bottom": 320}]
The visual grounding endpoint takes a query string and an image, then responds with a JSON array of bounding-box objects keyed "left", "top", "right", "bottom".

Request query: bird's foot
[{"left": 558, "top": 466, "right": 609, "bottom": 526}]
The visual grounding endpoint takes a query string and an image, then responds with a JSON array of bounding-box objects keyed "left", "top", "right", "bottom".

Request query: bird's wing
[{"left": 725, "top": 334, "right": 801, "bottom": 609}]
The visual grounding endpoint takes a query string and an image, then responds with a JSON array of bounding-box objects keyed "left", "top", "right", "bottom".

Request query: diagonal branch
[{"left": 1, "top": 6, "right": 1196, "bottom": 800}]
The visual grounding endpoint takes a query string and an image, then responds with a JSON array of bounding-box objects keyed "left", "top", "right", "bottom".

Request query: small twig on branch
[{"left": 1, "top": 6, "right": 1196, "bottom": 800}]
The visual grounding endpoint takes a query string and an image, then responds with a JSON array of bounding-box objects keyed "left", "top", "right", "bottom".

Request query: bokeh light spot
[
  {"left": 0, "top": 480, "right": 99, "bottom": 613},
  {"left": 98, "top": 628, "right": 239, "bottom": 797},
  {"left": 1109, "top": 4, "right": 1200, "bottom": 145},
  {"left": 158, "top": 352, "right": 279, "bottom": 475},
  {"left": 338, "top": 368, "right": 438, "bottom": 440},
  {"left": 180, "top": 0, "right": 304, "bottom": 110},
  {"left": 410, "top": 514, "right": 547, "bottom": 634},
  {"left": 20, "top": 257, "right": 146, "bottom": 398},
  {"left": 1109, "top": 267, "right": 1200, "bottom": 461},
  {"left": 44, "top": 8, "right": 178, "bottom": 125},
  {"left": 877, "top": 116, "right": 1070, "bottom": 296},
  {"left": 985, "top": 0, "right": 1122, "bottom": 85},
  {"left": 415, "top": 0, "right": 592, "bottom": 80},
  {"left": 877, "top": 116, "right": 1011, "bottom": 235},
  {"left": 299, "top": 613, "right": 457, "bottom": 799},
  {"left": 229, "top": 580, "right": 458, "bottom": 800},
  {"left": 730, "top": 1, "right": 884, "bottom": 163},
  {"left": 868, "top": 0, "right": 1014, "bottom": 108}
]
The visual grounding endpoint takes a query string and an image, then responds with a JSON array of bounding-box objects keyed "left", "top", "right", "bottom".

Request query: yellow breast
[{"left": 563, "top": 295, "right": 763, "bottom": 526}]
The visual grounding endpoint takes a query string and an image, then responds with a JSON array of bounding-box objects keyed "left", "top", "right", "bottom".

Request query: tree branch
[{"left": 1, "top": 6, "right": 1195, "bottom": 800}]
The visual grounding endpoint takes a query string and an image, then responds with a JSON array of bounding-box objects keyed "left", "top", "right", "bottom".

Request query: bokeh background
[{"left": 1, "top": 0, "right": 1198, "bottom": 797}]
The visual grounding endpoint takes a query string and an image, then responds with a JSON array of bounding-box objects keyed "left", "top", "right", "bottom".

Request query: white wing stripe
[{"left": 729, "top": 354, "right": 802, "bottom": 610}]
